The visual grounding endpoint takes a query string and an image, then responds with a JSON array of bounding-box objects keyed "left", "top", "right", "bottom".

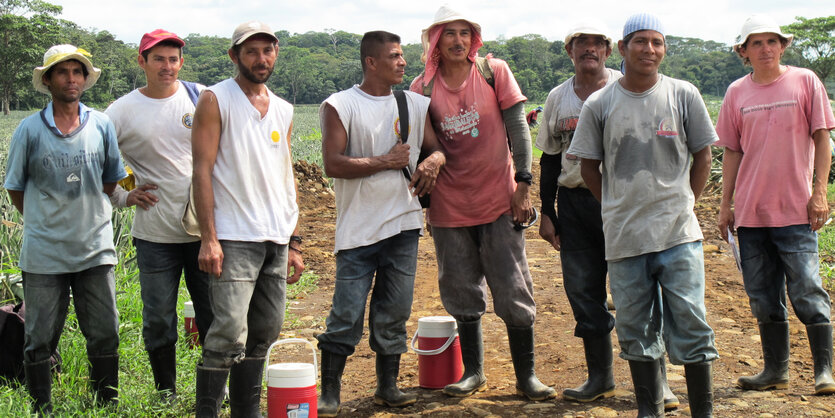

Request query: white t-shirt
[
  {"left": 106, "top": 81, "right": 201, "bottom": 243},
  {"left": 569, "top": 75, "right": 718, "bottom": 260},
  {"left": 321, "top": 86, "right": 428, "bottom": 252},
  {"left": 208, "top": 78, "right": 298, "bottom": 244}
]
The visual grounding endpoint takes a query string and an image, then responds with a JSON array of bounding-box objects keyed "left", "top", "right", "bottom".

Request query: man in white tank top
[
  {"left": 190, "top": 21, "right": 304, "bottom": 417},
  {"left": 316, "top": 31, "right": 445, "bottom": 417}
]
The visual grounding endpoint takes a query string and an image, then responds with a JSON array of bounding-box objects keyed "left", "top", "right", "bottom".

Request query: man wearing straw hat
[
  {"left": 190, "top": 21, "right": 304, "bottom": 417},
  {"left": 105, "top": 28, "right": 214, "bottom": 401},
  {"left": 716, "top": 14, "right": 835, "bottom": 396},
  {"left": 568, "top": 13, "right": 718, "bottom": 417},
  {"left": 410, "top": 5, "right": 555, "bottom": 401},
  {"left": 4, "top": 44, "right": 127, "bottom": 414}
]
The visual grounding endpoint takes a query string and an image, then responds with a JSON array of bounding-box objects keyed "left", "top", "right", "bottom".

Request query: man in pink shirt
[
  {"left": 716, "top": 14, "right": 835, "bottom": 396},
  {"left": 410, "top": 5, "right": 554, "bottom": 401}
]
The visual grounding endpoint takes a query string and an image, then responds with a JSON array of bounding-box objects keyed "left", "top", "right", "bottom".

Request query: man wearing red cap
[{"left": 105, "top": 29, "right": 214, "bottom": 401}]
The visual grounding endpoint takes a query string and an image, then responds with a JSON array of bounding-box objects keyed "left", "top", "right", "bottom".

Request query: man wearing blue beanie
[{"left": 568, "top": 13, "right": 718, "bottom": 417}]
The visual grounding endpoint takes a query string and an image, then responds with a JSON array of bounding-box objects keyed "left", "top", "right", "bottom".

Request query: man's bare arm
[
  {"left": 191, "top": 90, "right": 224, "bottom": 276},
  {"left": 8, "top": 190, "right": 23, "bottom": 213},
  {"left": 718, "top": 148, "right": 742, "bottom": 241},
  {"left": 580, "top": 158, "right": 603, "bottom": 202},
  {"left": 808, "top": 129, "right": 832, "bottom": 231},
  {"left": 409, "top": 115, "right": 445, "bottom": 197},
  {"left": 689, "top": 146, "right": 712, "bottom": 202}
]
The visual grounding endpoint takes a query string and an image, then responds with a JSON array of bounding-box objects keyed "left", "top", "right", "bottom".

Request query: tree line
[{"left": 2, "top": 0, "right": 833, "bottom": 113}]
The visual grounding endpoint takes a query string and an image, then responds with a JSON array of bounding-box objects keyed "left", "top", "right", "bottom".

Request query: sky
[{"left": 50, "top": 0, "right": 835, "bottom": 47}]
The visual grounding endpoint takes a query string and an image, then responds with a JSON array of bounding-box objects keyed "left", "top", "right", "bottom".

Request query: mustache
[
  {"left": 450, "top": 45, "right": 466, "bottom": 52},
  {"left": 580, "top": 54, "right": 598, "bottom": 60}
]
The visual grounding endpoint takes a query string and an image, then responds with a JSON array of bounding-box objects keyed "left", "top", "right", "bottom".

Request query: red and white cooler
[{"left": 410, "top": 316, "right": 463, "bottom": 389}]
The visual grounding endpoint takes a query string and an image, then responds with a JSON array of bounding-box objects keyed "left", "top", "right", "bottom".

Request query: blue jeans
[
  {"left": 317, "top": 230, "right": 419, "bottom": 356},
  {"left": 737, "top": 225, "right": 831, "bottom": 325},
  {"left": 22, "top": 265, "right": 119, "bottom": 364},
  {"left": 608, "top": 242, "right": 717, "bottom": 365},
  {"left": 202, "top": 240, "right": 287, "bottom": 368},
  {"left": 558, "top": 187, "right": 614, "bottom": 338},
  {"left": 134, "top": 238, "right": 213, "bottom": 352}
]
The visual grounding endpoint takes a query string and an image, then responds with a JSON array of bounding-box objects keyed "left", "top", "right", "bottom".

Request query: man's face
[
  {"left": 618, "top": 30, "right": 665, "bottom": 77},
  {"left": 138, "top": 45, "right": 183, "bottom": 88},
  {"left": 44, "top": 60, "right": 86, "bottom": 103},
  {"left": 438, "top": 20, "right": 472, "bottom": 64},
  {"left": 739, "top": 33, "right": 786, "bottom": 71},
  {"left": 567, "top": 35, "right": 611, "bottom": 74},
  {"left": 230, "top": 36, "right": 277, "bottom": 84},
  {"left": 373, "top": 42, "right": 407, "bottom": 86}
]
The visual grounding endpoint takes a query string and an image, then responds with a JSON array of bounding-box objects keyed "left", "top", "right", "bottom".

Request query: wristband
[{"left": 514, "top": 172, "right": 533, "bottom": 185}]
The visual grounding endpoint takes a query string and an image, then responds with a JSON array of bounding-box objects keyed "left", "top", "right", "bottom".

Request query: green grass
[{"left": 819, "top": 183, "right": 835, "bottom": 290}]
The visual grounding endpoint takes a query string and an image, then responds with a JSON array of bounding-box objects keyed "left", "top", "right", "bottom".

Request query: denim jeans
[
  {"left": 433, "top": 215, "right": 536, "bottom": 327},
  {"left": 558, "top": 187, "right": 614, "bottom": 338},
  {"left": 737, "top": 225, "right": 831, "bottom": 325},
  {"left": 22, "top": 265, "right": 119, "bottom": 364},
  {"left": 317, "top": 230, "right": 419, "bottom": 356},
  {"left": 608, "top": 241, "right": 718, "bottom": 365},
  {"left": 134, "top": 238, "right": 213, "bottom": 352},
  {"left": 202, "top": 240, "right": 287, "bottom": 368}
]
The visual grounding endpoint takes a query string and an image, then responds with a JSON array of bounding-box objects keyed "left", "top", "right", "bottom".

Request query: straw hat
[{"left": 32, "top": 44, "right": 100, "bottom": 95}]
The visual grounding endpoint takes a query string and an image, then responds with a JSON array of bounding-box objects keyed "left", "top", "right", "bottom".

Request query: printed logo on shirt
[
  {"left": 741, "top": 100, "right": 798, "bottom": 115},
  {"left": 393, "top": 117, "right": 410, "bottom": 140},
  {"left": 440, "top": 104, "right": 480, "bottom": 141},
  {"left": 66, "top": 173, "right": 80, "bottom": 183},
  {"left": 182, "top": 113, "right": 194, "bottom": 129},
  {"left": 271, "top": 131, "right": 281, "bottom": 143},
  {"left": 556, "top": 116, "right": 579, "bottom": 132},
  {"left": 656, "top": 118, "right": 678, "bottom": 138}
]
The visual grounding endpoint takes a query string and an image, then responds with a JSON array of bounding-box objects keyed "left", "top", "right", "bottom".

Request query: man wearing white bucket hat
[
  {"left": 316, "top": 30, "right": 445, "bottom": 416},
  {"left": 716, "top": 14, "right": 835, "bottom": 396},
  {"left": 4, "top": 44, "right": 127, "bottom": 414},
  {"left": 410, "top": 5, "right": 555, "bottom": 401},
  {"left": 568, "top": 13, "right": 718, "bottom": 417},
  {"left": 190, "top": 21, "right": 304, "bottom": 417}
]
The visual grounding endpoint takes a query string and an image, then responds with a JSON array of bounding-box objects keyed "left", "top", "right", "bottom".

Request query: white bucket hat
[
  {"left": 32, "top": 44, "right": 101, "bottom": 95},
  {"left": 733, "top": 14, "right": 793, "bottom": 53},
  {"left": 420, "top": 5, "right": 481, "bottom": 62},
  {"left": 564, "top": 22, "right": 613, "bottom": 46}
]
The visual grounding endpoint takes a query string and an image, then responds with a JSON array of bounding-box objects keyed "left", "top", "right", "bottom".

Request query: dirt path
[{"left": 283, "top": 161, "right": 835, "bottom": 417}]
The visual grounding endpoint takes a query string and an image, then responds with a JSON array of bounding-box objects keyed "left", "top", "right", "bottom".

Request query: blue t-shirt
[{"left": 4, "top": 103, "right": 127, "bottom": 274}]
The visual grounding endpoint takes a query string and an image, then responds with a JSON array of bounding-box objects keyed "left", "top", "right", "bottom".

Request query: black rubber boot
[
  {"left": 89, "top": 354, "right": 119, "bottom": 407},
  {"left": 563, "top": 335, "right": 615, "bottom": 402},
  {"left": 628, "top": 360, "right": 664, "bottom": 417},
  {"left": 659, "top": 356, "right": 679, "bottom": 410},
  {"left": 684, "top": 361, "right": 714, "bottom": 418},
  {"left": 148, "top": 345, "right": 177, "bottom": 402},
  {"left": 507, "top": 325, "right": 556, "bottom": 401},
  {"left": 806, "top": 323, "right": 835, "bottom": 395},
  {"left": 738, "top": 321, "right": 789, "bottom": 390},
  {"left": 25, "top": 359, "right": 53, "bottom": 416},
  {"left": 318, "top": 350, "right": 347, "bottom": 417},
  {"left": 196, "top": 364, "right": 230, "bottom": 418},
  {"left": 373, "top": 354, "right": 417, "bottom": 407},
  {"left": 229, "top": 357, "right": 265, "bottom": 418},
  {"left": 443, "top": 320, "right": 487, "bottom": 397}
]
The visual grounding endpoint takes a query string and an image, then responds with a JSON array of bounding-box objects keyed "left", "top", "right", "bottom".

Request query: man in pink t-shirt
[
  {"left": 716, "top": 14, "right": 835, "bottom": 396},
  {"left": 410, "top": 5, "right": 554, "bottom": 401}
]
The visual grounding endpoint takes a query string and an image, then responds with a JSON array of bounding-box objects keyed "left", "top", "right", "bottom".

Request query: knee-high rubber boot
[
  {"left": 628, "top": 360, "right": 664, "bottom": 417},
  {"left": 229, "top": 357, "right": 265, "bottom": 418},
  {"left": 806, "top": 323, "right": 835, "bottom": 395},
  {"left": 443, "top": 320, "right": 487, "bottom": 397},
  {"left": 148, "top": 345, "right": 177, "bottom": 401},
  {"left": 685, "top": 361, "right": 714, "bottom": 418},
  {"left": 507, "top": 326, "right": 557, "bottom": 401},
  {"left": 373, "top": 354, "right": 417, "bottom": 407},
  {"left": 738, "top": 321, "right": 789, "bottom": 390},
  {"left": 25, "top": 359, "right": 53, "bottom": 416},
  {"left": 318, "top": 350, "right": 347, "bottom": 417},
  {"left": 196, "top": 364, "right": 230, "bottom": 418},
  {"left": 563, "top": 335, "right": 615, "bottom": 402},
  {"left": 89, "top": 354, "right": 119, "bottom": 407},
  {"left": 659, "top": 356, "right": 679, "bottom": 410}
]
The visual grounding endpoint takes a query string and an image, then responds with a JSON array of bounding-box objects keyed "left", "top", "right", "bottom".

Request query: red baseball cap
[{"left": 139, "top": 29, "right": 185, "bottom": 54}]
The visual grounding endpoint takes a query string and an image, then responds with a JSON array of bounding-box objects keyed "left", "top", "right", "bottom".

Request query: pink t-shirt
[
  {"left": 411, "top": 58, "right": 527, "bottom": 227},
  {"left": 716, "top": 66, "right": 835, "bottom": 228}
]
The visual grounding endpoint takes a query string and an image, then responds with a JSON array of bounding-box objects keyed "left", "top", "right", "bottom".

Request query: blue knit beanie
[{"left": 622, "top": 13, "right": 665, "bottom": 39}]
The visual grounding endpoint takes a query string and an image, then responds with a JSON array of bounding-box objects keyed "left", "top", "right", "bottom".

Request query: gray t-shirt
[{"left": 568, "top": 75, "right": 717, "bottom": 260}]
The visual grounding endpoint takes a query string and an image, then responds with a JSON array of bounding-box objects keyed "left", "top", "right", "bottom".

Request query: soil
[{"left": 281, "top": 160, "right": 835, "bottom": 417}]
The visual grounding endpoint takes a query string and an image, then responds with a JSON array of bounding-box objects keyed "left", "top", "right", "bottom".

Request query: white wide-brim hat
[
  {"left": 420, "top": 4, "right": 482, "bottom": 62},
  {"left": 733, "top": 14, "right": 793, "bottom": 53},
  {"left": 32, "top": 44, "right": 101, "bottom": 95}
]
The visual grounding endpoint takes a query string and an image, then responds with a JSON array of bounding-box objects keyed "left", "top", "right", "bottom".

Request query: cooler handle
[
  {"left": 264, "top": 337, "right": 318, "bottom": 382},
  {"left": 410, "top": 329, "right": 457, "bottom": 356}
]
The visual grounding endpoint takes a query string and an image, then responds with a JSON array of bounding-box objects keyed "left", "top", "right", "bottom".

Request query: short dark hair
[
  {"left": 230, "top": 34, "right": 278, "bottom": 58},
  {"left": 141, "top": 40, "right": 184, "bottom": 61},
  {"left": 43, "top": 58, "right": 89, "bottom": 81},
  {"left": 360, "top": 31, "right": 401, "bottom": 71}
]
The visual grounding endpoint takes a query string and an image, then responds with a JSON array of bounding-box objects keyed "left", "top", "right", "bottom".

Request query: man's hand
[
  {"left": 808, "top": 190, "right": 830, "bottom": 232},
  {"left": 198, "top": 239, "right": 224, "bottom": 277},
  {"left": 409, "top": 151, "right": 445, "bottom": 197},
  {"left": 383, "top": 143, "right": 411, "bottom": 170},
  {"left": 287, "top": 249, "right": 305, "bottom": 284},
  {"left": 126, "top": 184, "right": 159, "bottom": 210},
  {"left": 511, "top": 182, "right": 533, "bottom": 223},
  {"left": 718, "top": 204, "right": 735, "bottom": 242},
  {"left": 539, "top": 215, "right": 561, "bottom": 251}
]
